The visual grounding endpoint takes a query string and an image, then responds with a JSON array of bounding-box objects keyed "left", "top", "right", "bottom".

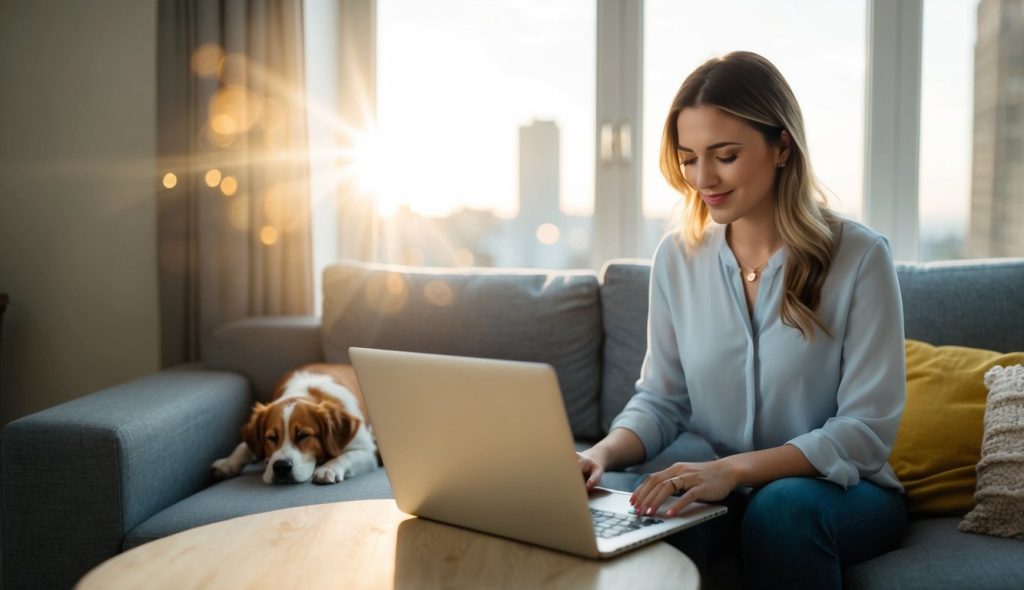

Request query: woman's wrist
[
  {"left": 717, "top": 455, "right": 748, "bottom": 488},
  {"left": 583, "top": 444, "right": 613, "bottom": 469}
]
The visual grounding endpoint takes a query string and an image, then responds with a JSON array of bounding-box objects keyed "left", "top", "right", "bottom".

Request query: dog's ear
[
  {"left": 242, "top": 403, "right": 269, "bottom": 460},
  {"left": 315, "top": 402, "right": 361, "bottom": 457}
]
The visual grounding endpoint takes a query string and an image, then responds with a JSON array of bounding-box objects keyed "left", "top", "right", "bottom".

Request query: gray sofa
[{"left": 3, "top": 258, "right": 1023, "bottom": 589}]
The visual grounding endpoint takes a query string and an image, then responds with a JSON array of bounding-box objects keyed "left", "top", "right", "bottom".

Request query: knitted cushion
[{"left": 959, "top": 364, "right": 1024, "bottom": 539}]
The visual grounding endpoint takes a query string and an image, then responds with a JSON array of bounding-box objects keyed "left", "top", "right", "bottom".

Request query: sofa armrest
[
  {"left": 204, "top": 315, "right": 323, "bottom": 402},
  {"left": 1, "top": 365, "right": 251, "bottom": 590}
]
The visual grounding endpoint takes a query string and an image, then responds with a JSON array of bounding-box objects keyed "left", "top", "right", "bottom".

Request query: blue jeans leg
[{"left": 741, "top": 477, "right": 907, "bottom": 590}]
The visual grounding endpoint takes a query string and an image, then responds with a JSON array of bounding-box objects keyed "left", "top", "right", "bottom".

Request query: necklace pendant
[{"left": 746, "top": 271, "right": 758, "bottom": 282}]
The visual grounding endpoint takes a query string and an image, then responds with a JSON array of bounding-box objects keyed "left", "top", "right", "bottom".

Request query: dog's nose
[{"left": 272, "top": 459, "right": 293, "bottom": 476}]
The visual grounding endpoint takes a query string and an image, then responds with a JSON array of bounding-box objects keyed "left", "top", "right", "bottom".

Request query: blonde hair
[{"left": 659, "top": 51, "right": 837, "bottom": 339}]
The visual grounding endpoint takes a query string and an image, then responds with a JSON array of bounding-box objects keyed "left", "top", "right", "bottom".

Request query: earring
[{"left": 777, "top": 162, "right": 786, "bottom": 169}]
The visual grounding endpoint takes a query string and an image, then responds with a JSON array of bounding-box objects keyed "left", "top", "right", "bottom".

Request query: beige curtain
[{"left": 157, "top": 0, "right": 313, "bottom": 366}]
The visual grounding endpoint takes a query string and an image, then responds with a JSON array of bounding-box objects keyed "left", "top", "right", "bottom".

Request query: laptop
[{"left": 349, "top": 347, "right": 727, "bottom": 559}]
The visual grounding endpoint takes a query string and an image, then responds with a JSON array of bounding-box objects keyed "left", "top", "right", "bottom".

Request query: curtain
[{"left": 157, "top": 0, "right": 313, "bottom": 366}]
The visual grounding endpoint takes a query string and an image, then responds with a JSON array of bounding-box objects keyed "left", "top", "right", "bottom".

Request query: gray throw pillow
[{"left": 321, "top": 261, "right": 604, "bottom": 439}]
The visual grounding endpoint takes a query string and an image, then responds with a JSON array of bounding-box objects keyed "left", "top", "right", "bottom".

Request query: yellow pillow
[{"left": 889, "top": 340, "right": 1024, "bottom": 513}]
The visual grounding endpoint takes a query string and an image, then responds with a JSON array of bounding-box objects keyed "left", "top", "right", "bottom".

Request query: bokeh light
[
  {"left": 220, "top": 176, "right": 238, "bottom": 196},
  {"left": 191, "top": 44, "right": 224, "bottom": 78},
  {"left": 260, "top": 226, "right": 279, "bottom": 245},
  {"left": 205, "top": 169, "right": 222, "bottom": 187},
  {"left": 363, "top": 272, "right": 409, "bottom": 315},
  {"left": 211, "top": 114, "right": 238, "bottom": 135},
  {"left": 162, "top": 172, "right": 178, "bottom": 189},
  {"left": 209, "top": 85, "right": 263, "bottom": 135},
  {"left": 424, "top": 280, "right": 454, "bottom": 307},
  {"left": 536, "top": 223, "right": 561, "bottom": 245}
]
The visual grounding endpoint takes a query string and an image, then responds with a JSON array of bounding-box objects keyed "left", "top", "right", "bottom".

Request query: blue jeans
[{"left": 634, "top": 476, "right": 907, "bottom": 590}]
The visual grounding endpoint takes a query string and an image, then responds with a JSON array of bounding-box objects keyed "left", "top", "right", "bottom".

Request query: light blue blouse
[{"left": 610, "top": 219, "right": 905, "bottom": 490}]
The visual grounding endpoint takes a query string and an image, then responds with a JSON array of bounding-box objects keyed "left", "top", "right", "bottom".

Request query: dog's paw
[
  {"left": 312, "top": 465, "right": 345, "bottom": 485},
  {"left": 211, "top": 457, "right": 242, "bottom": 480}
]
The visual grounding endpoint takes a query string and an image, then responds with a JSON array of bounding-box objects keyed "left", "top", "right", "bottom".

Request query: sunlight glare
[{"left": 353, "top": 131, "right": 385, "bottom": 196}]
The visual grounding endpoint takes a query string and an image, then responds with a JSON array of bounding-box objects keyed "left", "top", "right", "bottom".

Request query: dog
[{"left": 211, "top": 363, "right": 378, "bottom": 485}]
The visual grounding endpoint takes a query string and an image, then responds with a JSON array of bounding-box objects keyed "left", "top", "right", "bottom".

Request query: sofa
[{"left": 3, "top": 257, "right": 1023, "bottom": 589}]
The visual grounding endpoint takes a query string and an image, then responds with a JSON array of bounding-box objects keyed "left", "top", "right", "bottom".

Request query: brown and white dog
[{"left": 211, "top": 364, "right": 378, "bottom": 485}]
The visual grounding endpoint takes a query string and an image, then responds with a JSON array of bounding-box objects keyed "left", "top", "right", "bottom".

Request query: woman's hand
[
  {"left": 577, "top": 449, "right": 608, "bottom": 491},
  {"left": 631, "top": 459, "right": 740, "bottom": 517}
]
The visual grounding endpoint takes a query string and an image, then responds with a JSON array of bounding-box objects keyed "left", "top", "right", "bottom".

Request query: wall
[{"left": 0, "top": 0, "right": 160, "bottom": 427}]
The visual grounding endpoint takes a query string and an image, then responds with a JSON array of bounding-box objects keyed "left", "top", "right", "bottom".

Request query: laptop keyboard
[{"left": 590, "top": 508, "right": 664, "bottom": 539}]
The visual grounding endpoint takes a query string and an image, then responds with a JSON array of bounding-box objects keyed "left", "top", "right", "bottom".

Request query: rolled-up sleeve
[
  {"left": 610, "top": 238, "right": 693, "bottom": 461},
  {"left": 786, "top": 237, "right": 906, "bottom": 488}
]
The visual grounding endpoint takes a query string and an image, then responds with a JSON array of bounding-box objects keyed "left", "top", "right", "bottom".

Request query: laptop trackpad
[{"left": 588, "top": 486, "right": 718, "bottom": 520}]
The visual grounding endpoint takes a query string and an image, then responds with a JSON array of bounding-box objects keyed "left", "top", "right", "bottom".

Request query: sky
[{"left": 372, "top": 0, "right": 979, "bottom": 238}]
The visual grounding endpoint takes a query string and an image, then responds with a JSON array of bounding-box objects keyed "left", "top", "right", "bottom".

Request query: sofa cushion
[
  {"left": 321, "top": 261, "right": 604, "bottom": 439},
  {"left": 123, "top": 465, "right": 393, "bottom": 550},
  {"left": 844, "top": 517, "right": 1024, "bottom": 590},
  {"left": 960, "top": 364, "right": 1024, "bottom": 539},
  {"left": 896, "top": 259, "right": 1024, "bottom": 353},
  {"left": 205, "top": 316, "right": 323, "bottom": 402},
  {"left": 890, "top": 340, "right": 1024, "bottom": 513}
]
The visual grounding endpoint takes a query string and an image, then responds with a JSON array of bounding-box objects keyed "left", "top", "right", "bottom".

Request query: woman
[{"left": 578, "top": 52, "right": 907, "bottom": 589}]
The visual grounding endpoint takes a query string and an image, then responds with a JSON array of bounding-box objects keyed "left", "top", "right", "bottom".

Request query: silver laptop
[{"left": 349, "top": 347, "right": 727, "bottom": 559}]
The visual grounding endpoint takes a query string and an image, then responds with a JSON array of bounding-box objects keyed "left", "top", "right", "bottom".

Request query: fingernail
[{"left": 666, "top": 510, "right": 676, "bottom": 517}]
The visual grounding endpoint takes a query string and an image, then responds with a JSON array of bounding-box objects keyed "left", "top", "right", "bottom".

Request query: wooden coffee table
[{"left": 77, "top": 499, "right": 699, "bottom": 589}]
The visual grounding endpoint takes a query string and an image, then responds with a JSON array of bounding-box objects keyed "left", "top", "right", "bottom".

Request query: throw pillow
[
  {"left": 959, "top": 364, "right": 1024, "bottom": 539},
  {"left": 888, "top": 340, "right": 1024, "bottom": 513},
  {"left": 320, "top": 261, "right": 605, "bottom": 440}
]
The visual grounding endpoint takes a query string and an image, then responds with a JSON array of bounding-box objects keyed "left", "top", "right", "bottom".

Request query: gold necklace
[{"left": 736, "top": 255, "right": 770, "bottom": 283}]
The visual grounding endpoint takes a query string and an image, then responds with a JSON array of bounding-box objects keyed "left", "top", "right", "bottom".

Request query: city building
[{"left": 968, "top": 0, "right": 1024, "bottom": 258}]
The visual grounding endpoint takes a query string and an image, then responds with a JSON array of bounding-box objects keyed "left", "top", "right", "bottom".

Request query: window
[
  {"left": 642, "top": 0, "right": 868, "bottom": 256},
  {"left": 308, "top": 0, "right": 1010, "bottom": 289},
  {"left": 373, "top": 0, "right": 595, "bottom": 269},
  {"left": 919, "top": 0, "right": 1024, "bottom": 260}
]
